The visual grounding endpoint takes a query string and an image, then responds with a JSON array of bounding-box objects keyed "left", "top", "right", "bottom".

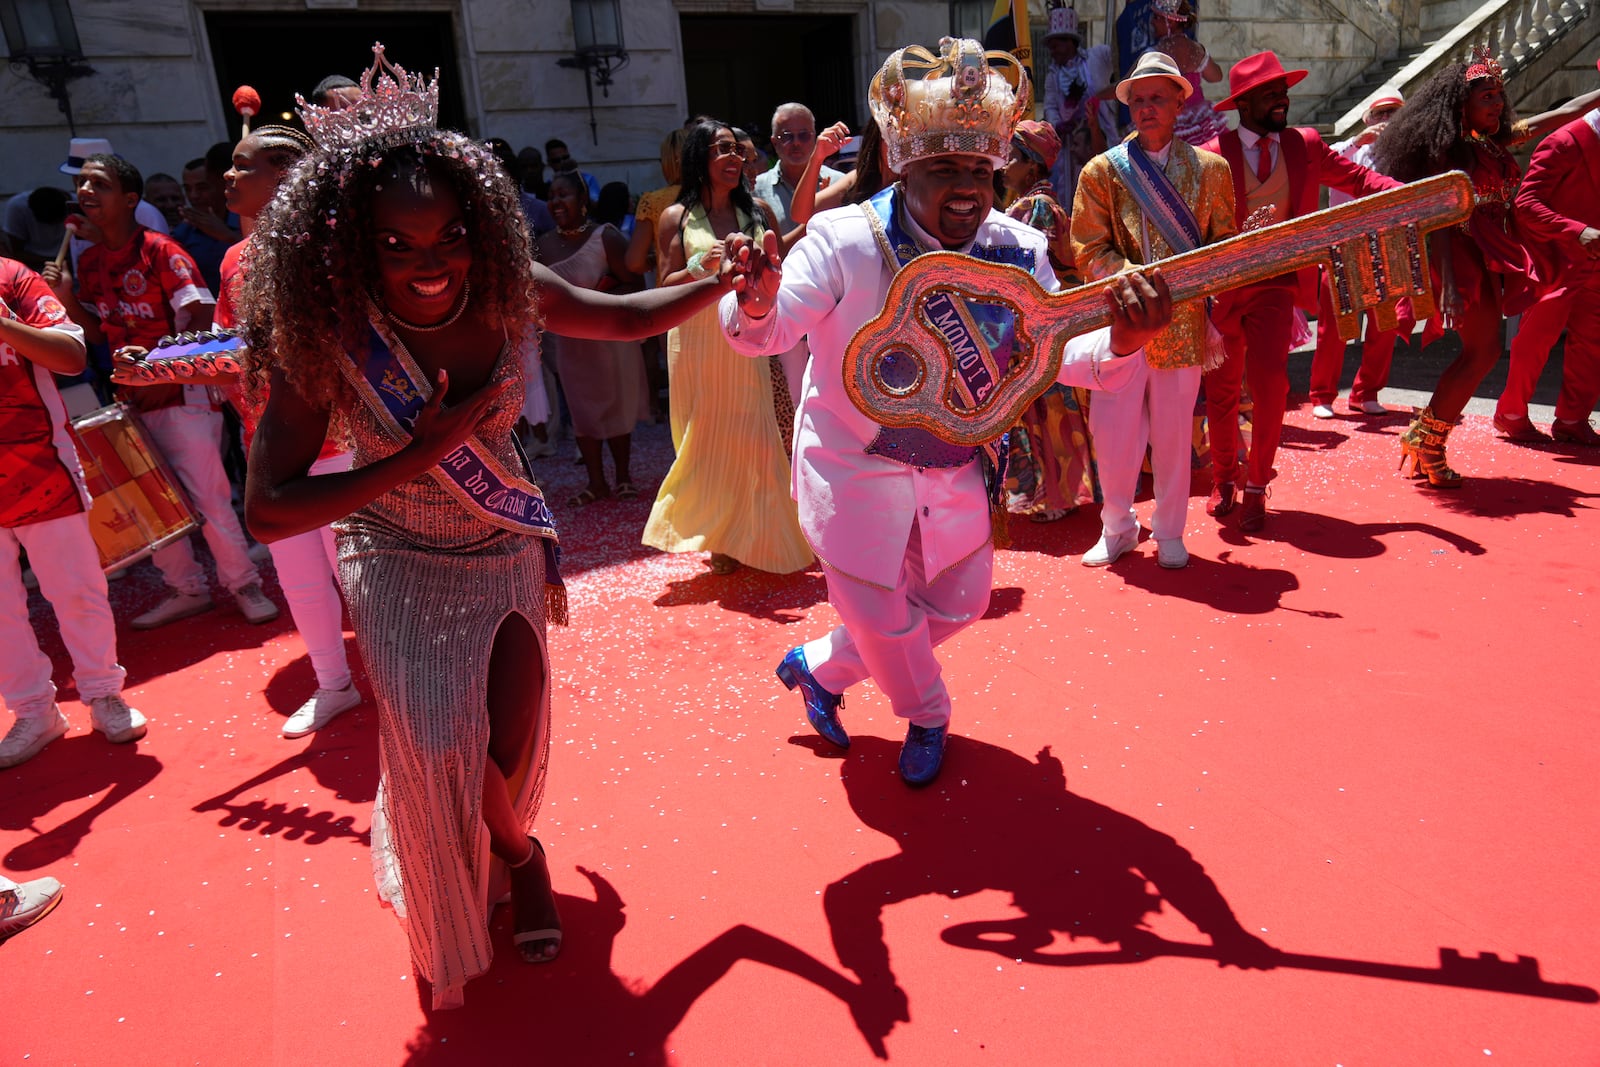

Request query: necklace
[
  {"left": 558, "top": 219, "right": 594, "bottom": 239},
  {"left": 379, "top": 281, "right": 472, "bottom": 333}
]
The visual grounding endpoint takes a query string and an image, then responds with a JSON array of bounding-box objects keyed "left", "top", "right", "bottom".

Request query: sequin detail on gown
[{"left": 333, "top": 339, "right": 551, "bottom": 1010}]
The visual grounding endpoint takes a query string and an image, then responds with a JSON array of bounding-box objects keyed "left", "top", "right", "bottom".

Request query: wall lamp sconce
[
  {"left": 556, "top": 0, "right": 628, "bottom": 145},
  {"left": 1, "top": 0, "right": 95, "bottom": 134}
]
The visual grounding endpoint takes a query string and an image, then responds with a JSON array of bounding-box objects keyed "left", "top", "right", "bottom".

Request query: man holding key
[{"left": 720, "top": 38, "right": 1172, "bottom": 786}]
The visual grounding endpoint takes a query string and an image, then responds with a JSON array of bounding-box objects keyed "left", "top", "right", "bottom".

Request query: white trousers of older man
[
  {"left": 1087, "top": 360, "right": 1202, "bottom": 543},
  {"left": 801, "top": 520, "right": 992, "bottom": 729}
]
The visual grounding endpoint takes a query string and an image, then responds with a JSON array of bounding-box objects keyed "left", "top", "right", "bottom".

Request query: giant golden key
[{"left": 842, "top": 171, "right": 1472, "bottom": 447}]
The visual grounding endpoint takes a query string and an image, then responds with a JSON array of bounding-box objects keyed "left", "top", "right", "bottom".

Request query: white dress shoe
[
  {"left": 1156, "top": 539, "right": 1190, "bottom": 569},
  {"left": 282, "top": 685, "right": 362, "bottom": 738},
  {"left": 1082, "top": 529, "right": 1137, "bottom": 567},
  {"left": 1311, "top": 403, "right": 1336, "bottom": 419},
  {"left": 1354, "top": 399, "right": 1386, "bottom": 414}
]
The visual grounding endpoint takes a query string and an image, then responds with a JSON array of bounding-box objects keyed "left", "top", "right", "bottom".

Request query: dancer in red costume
[
  {"left": 1492, "top": 59, "right": 1600, "bottom": 446},
  {"left": 1201, "top": 52, "right": 1397, "bottom": 531},
  {"left": 1373, "top": 46, "right": 1600, "bottom": 485}
]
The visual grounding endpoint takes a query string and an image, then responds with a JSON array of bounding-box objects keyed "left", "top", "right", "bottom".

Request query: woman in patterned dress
[{"left": 239, "top": 126, "right": 744, "bottom": 1009}]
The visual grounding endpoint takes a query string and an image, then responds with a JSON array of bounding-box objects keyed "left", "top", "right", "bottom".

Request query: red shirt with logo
[
  {"left": 215, "top": 240, "right": 341, "bottom": 462},
  {"left": 76, "top": 228, "right": 213, "bottom": 413},
  {"left": 0, "top": 257, "right": 91, "bottom": 527}
]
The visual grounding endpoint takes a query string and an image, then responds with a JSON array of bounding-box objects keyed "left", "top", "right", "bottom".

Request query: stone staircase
[{"left": 1308, "top": 0, "right": 1598, "bottom": 137}]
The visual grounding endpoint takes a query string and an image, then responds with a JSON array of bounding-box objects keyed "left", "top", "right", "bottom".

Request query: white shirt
[
  {"left": 721, "top": 200, "right": 1141, "bottom": 587},
  {"left": 1237, "top": 126, "right": 1277, "bottom": 179}
]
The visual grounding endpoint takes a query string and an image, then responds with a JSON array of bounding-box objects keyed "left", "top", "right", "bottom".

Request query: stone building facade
[{"left": 0, "top": 0, "right": 1415, "bottom": 199}]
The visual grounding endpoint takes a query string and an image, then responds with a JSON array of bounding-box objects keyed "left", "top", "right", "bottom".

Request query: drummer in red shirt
[
  {"left": 43, "top": 153, "right": 279, "bottom": 630},
  {"left": 0, "top": 256, "right": 147, "bottom": 767}
]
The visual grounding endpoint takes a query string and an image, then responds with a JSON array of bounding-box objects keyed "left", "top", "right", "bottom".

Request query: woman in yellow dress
[{"left": 643, "top": 121, "right": 811, "bottom": 575}]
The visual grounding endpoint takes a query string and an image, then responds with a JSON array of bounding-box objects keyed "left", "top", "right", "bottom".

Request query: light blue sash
[
  {"left": 860, "top": 186, "right": 1037, "bottom": 481},
  {"left": 341, "top": 317, "right": 568, "bottom": 621}
]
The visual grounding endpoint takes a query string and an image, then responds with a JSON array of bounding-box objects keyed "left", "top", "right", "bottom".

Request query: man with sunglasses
[
  {"left": 754, "top": 103, "right": 845, "bottom": 236},
  {"left": 753, "top": 103, "right": 846, "bottom": 398}
]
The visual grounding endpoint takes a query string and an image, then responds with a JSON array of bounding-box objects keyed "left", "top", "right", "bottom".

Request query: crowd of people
[{"left": 3, "top": 12, "right": 1599, "bottom": 1023}]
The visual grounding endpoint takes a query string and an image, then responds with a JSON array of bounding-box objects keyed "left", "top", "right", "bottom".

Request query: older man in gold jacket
[{"left": 1071, "top": 51, "right": 1235, "bottom": 570}]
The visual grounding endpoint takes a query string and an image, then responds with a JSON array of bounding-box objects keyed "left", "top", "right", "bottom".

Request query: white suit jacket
[{"left": 720, "top": 202, "right": 1139, "bottom": 588}]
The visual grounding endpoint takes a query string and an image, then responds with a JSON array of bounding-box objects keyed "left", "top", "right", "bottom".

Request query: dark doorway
[
  {"left": 203, "top": 12, "right": 468, "bottom": 139},
  {"left": 680, "top": 14, "right": 857, "bottom": 144}
]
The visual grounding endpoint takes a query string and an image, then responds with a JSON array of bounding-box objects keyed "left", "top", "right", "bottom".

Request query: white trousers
[
  {"left": 1, "top": 512, "right": 125, "bottom": 717},
  {"left": 265, "top": 453, "right": 352, "bottom": 692},
  {"left": 804, "top": 521, "right": 992, "bottom": 728},
  {"left": 143, "top": 405, "right": 260, "bottom": 596},
  {"left": 1086, "top": 361, "right": 1202, "bottom": 543}
]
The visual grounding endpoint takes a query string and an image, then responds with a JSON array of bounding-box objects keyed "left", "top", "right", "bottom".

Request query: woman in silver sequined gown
[{"left": 240, "top": 129, "right": 746, "bottom": 1009}]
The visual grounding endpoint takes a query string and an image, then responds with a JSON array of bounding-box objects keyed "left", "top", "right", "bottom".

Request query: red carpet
[{"left": 6, "top": 406, "right": 1599, "bottom": 1065}]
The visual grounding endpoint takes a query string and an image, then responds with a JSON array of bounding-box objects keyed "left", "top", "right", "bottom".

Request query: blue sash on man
[
  {"left": 339, "top": 316, "right": 568, "bottom": 623},
  {"left": 1105, "top": 140, "right": 1226, "bottom": 367},
  {"left": 860, "top": 186, "right": 1037, "bottom": 541}
]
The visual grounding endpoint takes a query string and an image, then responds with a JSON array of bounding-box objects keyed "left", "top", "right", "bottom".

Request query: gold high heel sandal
[{"left": 1398, "top": 407, "right": 1463, "bottom": 488}]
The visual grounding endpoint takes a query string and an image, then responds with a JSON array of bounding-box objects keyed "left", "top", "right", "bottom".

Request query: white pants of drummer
[
  {"left": 1088, "top": 362, "right": 1203, "bottom": 544},
  {"left": 802, "top": 521, "right": 992, "bottom": 729},
  {"left": 143, "top": 404, "right": 261, "bottom": 596},
  {"left": 265, "top": 453, "right": 352, "bottom": 692},
  {"left": 0, "top": 512, "right": 125, "bottom": 718}
]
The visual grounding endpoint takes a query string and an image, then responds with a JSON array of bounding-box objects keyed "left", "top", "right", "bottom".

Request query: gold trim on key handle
[{"left": 842, "top": 171, "right": 1474, "bottom": 448}]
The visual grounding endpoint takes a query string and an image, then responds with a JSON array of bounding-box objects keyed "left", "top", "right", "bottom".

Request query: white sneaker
[
  {"left": 233, "top": 583, "right": 280, "bottom": 624},
  {"left": 89, "top": 695, "right": 147, "bottom": 744},
  {"left": 1355, "top": 399, "right": 1386, "bottom": 415},
  {"left": 0, "top": 708, "right": 69, "bottom": 768},
  {"left": 0, "top": 876, "right": 63, "bottom": 943},
  {"left": 282, "top": 685, "right": 361, "bottom": 738},
  {"left": 247, "top": 542, "right": 273, "bottom": 564},
  {"left": 1156, "top": 539, "right": 1190, "bottom": 569},
  {"left": 131, "top": 590, "right": 214, "bottom": 630},
  {"left": 1082, "top": 529, "right": 1138, "bottom": 567},
  {"left": 1311, "top": 403, "right": 1336, "bottom": 419}
]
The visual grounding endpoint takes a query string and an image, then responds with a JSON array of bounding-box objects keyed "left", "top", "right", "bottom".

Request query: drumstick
[
  {"left": 232, "top": 85, "right": 261, "bottom": 138},
  {"left": 53, "top": 230, "right": 71, "bottom": 269}
]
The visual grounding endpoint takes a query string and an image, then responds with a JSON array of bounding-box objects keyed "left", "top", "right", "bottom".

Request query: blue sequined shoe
[
  {"left": 775, "top": 646, "right": 849, "bottom": 749},
  {"left": 898, "top": 723, "right": 948, "bottom": 786}
]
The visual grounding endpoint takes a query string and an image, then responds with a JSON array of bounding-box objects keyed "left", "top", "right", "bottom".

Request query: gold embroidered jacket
[{"left": 1069, "top": 138, "right": 1236, "bottom": 369}]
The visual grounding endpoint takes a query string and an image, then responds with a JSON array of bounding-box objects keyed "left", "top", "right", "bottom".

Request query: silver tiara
[{"left": 296, "top": 43, "right": 439, "bottom": 150}]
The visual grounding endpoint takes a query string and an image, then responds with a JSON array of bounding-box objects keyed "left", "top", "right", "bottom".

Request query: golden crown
[
  {"left": 869, "top": 38, "right": 1032, "bottom": 174},
  {"left": 296, "top": 43, "right": 440, "bottom": 150}
]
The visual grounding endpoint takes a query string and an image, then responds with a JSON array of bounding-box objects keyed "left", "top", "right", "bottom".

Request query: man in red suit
[
  {"left": 1202, "top": 53, "right": 1399, "bottom": 531},
  {"left": 1494, "top": 66, "right": 1600, "bottom": 446}
]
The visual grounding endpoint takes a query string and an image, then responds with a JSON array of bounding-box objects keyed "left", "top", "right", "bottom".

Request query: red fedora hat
[{"left": 1215, "top": 51, "right": 1309, "bottom": 111}]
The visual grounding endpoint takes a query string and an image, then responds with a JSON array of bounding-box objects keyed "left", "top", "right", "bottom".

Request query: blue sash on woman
[{"left": 340, "top": 316, "right": 568, "bottom": 623}]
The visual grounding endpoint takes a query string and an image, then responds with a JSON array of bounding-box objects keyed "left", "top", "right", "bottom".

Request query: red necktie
[{"left": 1255, "top": 137, "right": 1274, "bottom": 183}]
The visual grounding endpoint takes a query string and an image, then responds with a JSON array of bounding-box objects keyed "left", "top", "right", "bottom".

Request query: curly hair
[
  {"left": 1372, "top": 64, "right": 1518, "bottom": 182},
  {"left": 236, "top": 127, "right": 536, "bottom": 411}
]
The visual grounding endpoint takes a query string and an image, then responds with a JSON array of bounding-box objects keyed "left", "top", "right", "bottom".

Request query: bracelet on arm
[{"left": 687, "top": 251, "right": 713, "bottom": 280}]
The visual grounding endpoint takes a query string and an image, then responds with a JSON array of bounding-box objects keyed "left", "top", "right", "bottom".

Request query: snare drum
[{"left": 69, "top": 403, "right": 199, "bottom": 573}]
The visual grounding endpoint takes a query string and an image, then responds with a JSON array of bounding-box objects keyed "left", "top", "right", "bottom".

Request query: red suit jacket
[
  {"left": 1516, "top": 115, "right": 1600, "bottom": 278},
  {"left": 1204, "top": 127, "right": 1400, "bottom": 310}
]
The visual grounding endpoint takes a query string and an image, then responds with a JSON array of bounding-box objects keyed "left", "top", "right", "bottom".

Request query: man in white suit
[{"left": 721, "top": 38, "right": 1173, "bottom": 785}]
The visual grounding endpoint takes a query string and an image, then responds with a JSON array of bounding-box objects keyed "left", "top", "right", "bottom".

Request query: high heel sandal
[
  {"left": 1398, "top": 406, "right": 1463, "bottom": 489},
  {"left": 510, "top": 836, "right": 562, "bottom": 963}
]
